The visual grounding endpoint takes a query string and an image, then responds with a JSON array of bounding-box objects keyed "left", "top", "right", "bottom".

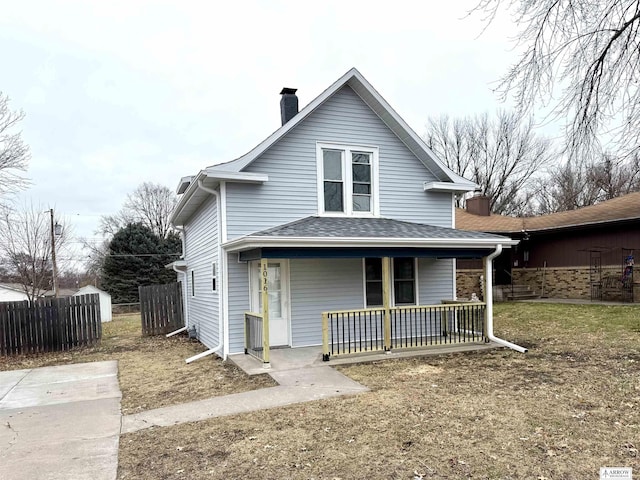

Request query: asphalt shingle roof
[
  {"left": 252, "top": 216, "right": 510, "bottom": 241},
  {"left": 456, "top": 191, "right": 640, "bottom": 233}
]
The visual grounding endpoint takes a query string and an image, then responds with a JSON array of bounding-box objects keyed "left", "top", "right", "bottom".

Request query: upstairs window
[{"left": 317, "top": 143, "right": 378, "bottom": 215}]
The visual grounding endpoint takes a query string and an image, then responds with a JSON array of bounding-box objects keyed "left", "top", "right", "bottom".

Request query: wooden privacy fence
[
  {"left": 139, "top": 282, "right": 184, "bottom": 336},
  {"left": 0, "top": 294, "right": 102, "bottom": 356}
]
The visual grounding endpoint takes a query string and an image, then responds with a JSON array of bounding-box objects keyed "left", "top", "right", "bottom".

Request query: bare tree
[
  {"left": 0, "top": 202, "right": 70, "bottom": 301},
  {"left": 0, "top": 92, "right": 30, "bottom": 200},
  {"left": 473, "top": 0, "right": 640, "bottom": 158},
  {"left": 425, "top": 110, "right": 554, "bottom": 215},
  {"left": 80, "top": 237, "right": 109, "bottom": 287},
  {"left": 98, "top": 182, "right": 177, "bottom": 238},
  {"left": 536, "top": 153, "right": 640, "bottom": 213}
]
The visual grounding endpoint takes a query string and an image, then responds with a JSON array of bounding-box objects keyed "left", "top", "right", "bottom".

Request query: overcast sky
[{"left": 1, "top": 0, "right": 524, "bottom": 258}]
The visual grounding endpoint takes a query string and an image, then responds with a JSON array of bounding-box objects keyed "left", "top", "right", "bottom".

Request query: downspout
[
  {"left": 184, "top": 178, "right": 224, "bottom": 363},
  {"left": 485, "top": 244, "right": 528, "bottom": 353}
]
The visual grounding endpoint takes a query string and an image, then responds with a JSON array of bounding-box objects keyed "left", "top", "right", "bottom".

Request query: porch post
[
  {"left": 260, "top": 258, "right": 270, "bottom": 366},
  {"left": 382, "top": 256, "right": 392, "bottom": 351}
]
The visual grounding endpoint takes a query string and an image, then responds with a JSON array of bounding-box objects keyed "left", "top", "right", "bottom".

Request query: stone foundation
[
  {"left": 457, "top": 265, "right": 637, "bottom": 302},
  {"left": 457, "top": 269, "right": 484, "bottom": 300}
]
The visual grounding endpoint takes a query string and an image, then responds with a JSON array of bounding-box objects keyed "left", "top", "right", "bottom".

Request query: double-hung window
[
  {"left": 317, "top": 143, "right": 378, "bottom": 215},
  {"left": 364, "top": 258, "right": 417, "bottom": 307}
]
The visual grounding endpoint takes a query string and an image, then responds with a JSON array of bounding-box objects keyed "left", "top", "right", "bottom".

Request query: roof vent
[{"left": 280, "top": 87, "right": 298, "bottom": 125}]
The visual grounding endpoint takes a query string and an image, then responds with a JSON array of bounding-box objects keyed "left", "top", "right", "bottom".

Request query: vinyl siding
[
  {"left": 225, "top": 85, "right": 451, "bottom": 238},
  {"left": 289, "top": 258, "right": 364, "bottom": 347},
  {"left": 183, "top": 194, "right": 220, "bottom": 349},
  {"left": 225, "top": 256, "right": 455, "bottom": 352},
  {"left": 417, "top": 258, "right": 455, "bottom": 304},
  {"left": 226, "top": 253, "right": 251, "bottom": 354}
]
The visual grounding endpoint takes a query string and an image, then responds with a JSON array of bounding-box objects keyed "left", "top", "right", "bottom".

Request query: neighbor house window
[
  {"left": 212, "top": 262, "right": 217, "bottom": 292},
  {"left": 317, "top": 143, "right": 378, "bottom": 215},
  {"left": 364, "top": 258, "right": 417, "bottom": 307}
]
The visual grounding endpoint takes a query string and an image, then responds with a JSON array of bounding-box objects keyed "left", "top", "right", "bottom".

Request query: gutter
[
  {"left": 183, "top": 178, "right": 225, "bottom": 364},
  {"left": 484, "top": 244, "right": 528, "bottom": 353},
  {"left": 223, "top": 235, "right": 519, "bottom": 252}
]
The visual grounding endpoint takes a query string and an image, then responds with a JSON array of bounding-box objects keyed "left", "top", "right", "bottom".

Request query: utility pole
[{"left": 49, "top": 208, "right": 59, "bottom": 298}]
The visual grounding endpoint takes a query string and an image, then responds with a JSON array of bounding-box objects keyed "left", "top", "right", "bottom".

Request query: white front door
[{"left": 250, "top": 260, "right": 290, "bottom": 346}]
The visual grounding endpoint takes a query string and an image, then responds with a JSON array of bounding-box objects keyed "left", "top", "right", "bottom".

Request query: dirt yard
[
  {"left": 117, "top": 303, "right": 640, "bottom": 479},
  {"left": 0, "top": 314, "right": 275, "bottom": 413}
]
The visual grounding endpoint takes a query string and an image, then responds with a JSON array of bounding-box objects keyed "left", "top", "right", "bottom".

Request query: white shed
[
  {"left": 74, "top": 285, "right": 112, "bottom": 322},
  {"left": 0, "top": 284, "right": 29, "bottom": 302}
]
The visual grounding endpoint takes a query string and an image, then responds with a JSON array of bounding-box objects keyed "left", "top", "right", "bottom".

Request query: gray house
[{"left": 170, "top": 68, "right": 523, "bottom": 366}]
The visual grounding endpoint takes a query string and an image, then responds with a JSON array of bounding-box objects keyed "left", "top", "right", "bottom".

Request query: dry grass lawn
[
  {"left": 118, "top": 303, "right": 640, "bottom": 479},
  {"left": 0, "top": 314, "right": 275, "bottom": 413}
]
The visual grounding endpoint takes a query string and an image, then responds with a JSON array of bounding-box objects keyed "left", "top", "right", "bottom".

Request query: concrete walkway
[
  {"left": 121, "top": 365, "right": 368, "bottom": 434},
  {"left": 0, "top": 361, "right": 121, "bottom": 480}
]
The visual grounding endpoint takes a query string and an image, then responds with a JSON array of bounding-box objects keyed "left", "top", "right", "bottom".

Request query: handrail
[
  {"left": 322, "top": 302, "right": 487, "bottom": 360},
  {"left": 321, "top": 302, "right": 485, "bottom": 316},
  {"left": 244, "top": 311, "right": 269, "bottom": 364}
]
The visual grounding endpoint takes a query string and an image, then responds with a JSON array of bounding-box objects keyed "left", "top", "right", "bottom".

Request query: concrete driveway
[{"left": 0, "top": 361, "right": 121, "bottom": 480}]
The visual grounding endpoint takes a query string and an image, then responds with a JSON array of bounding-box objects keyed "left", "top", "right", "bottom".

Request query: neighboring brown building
[{"left": 456, "top": 192, "right": 640, "bottom": 302}]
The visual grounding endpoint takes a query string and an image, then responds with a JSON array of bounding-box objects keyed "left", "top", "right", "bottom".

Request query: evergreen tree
[{"left": 101, "top": 223, "right": 181, "bottom": 304}]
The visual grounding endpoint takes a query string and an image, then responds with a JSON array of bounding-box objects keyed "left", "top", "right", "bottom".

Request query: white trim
[
  {"left": 221, "top": 182, "right": 230, "bottom": 359},
  {"left": 203, "top": 170, "right": 269, "bottom": 184},
  {"left": 424, "top": 181, "right": 477, "bottom": 193},
  {"left": 414, "top": 257, "right": 420, "bottom": 305},
  {"left": 451, "top": 193, "right": 456, "bottom": 229},
  {"left": 171, "top": 171, "right": 267, "bottom": 227},
  {"left": 452, "top": 258, "right": 457, "bottom": 301},
  {"left": 361, "top": 258, "right": 367, "bottom": 308},
  {"left": 223, "top": 235, "right": 519, "bottom": 252},
  {"left": 220, "top": 182, "right": 228, "bottom": 242},
  {"left": 249, "top": 259, "right": 291, "bottom": 347},
  {"left": 316, "top": 142, "right": 379, "bottom": 216}
]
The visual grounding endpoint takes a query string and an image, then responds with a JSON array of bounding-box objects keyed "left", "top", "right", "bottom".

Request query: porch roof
[{"left": 223, "top": 216, "right": 517, "bottom": 257}]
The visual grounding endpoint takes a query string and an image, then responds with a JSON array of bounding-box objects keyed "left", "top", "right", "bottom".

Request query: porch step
[{"left": 506, "top": 285, "right": 540, "bottom": 301}]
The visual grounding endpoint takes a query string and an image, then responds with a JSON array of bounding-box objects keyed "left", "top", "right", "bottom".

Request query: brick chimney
[
  {"left": 466, "top": 195, "right": 491, "bottom": 216},
  {"left": 279, "top": 87, "right": 298, "bottom": 125}
]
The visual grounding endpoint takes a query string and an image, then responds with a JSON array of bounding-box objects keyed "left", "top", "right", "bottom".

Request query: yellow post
[
  {"left": 382, "top": 257, "right": 392, "bottom": 351},
  {"left": 322, "top": 312, "right": 330, "bottom": 361},
  {"left": 260, "top": 258, "right": 270, "bottom": 365}
]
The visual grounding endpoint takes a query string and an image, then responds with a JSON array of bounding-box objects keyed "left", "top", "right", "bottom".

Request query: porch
[
  {"left": 242, "top": 297, "right": 490, "bottom": 368},
  {"left": 230, "top": 341, "right": 498, "bottom": 375},
  {"left": 224, "top": 216, "right": 523, "bottom": 364}
]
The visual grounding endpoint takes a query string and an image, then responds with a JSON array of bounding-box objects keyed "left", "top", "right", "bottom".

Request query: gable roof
[
  {"left": 75, "top": 285, "right": 111, "bottom": 297},
  {"left": 456, "top": 191, "right": 640, "bottom": 233},
  {"left": 171, "top": 68, "right": 477, "bottom": 227},
  {"left": 0, "top": 283, "right": 28, "bottom": 294},
  {"left": 208, "top": 68, "right": 476, "bottom": 189}
]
